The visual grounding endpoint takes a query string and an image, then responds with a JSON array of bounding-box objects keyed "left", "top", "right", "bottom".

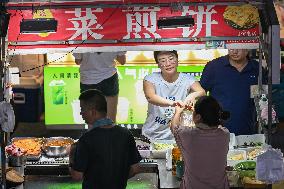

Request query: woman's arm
[
  {"left": 143, "top": 80, "right": 175, "bottom": 107},
  {"left": 169, "top": 101, "right": 185, "bottom": 132},
  {"left": 184, "top": 81, "right": 206, "bottom": 106}
]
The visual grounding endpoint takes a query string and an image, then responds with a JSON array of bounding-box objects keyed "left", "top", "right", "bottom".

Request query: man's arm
[
  {"left": 69, "top": 168, "right": 83, "bottom": 181},
  {"left": 128, "top": 163, "right": 141, "bottom": 178},
  {"left": 68, "top": 141, "right": 87, "bottom": 181},
  {"left": 199, "top": 62, "right": 213, "bottom": 94},
  {"left": 73, "top": 53, "right": 82, "bottom": 65},
  {"left": 115, "top": 54, "right": 126, "bottom": 65},
  {"left": 75, "top": 58, "right": 82, "bottom": 65}
]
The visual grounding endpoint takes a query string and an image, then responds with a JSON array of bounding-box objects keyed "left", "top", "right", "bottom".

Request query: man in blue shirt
[{"left": 200, "top": 49, "right": 264, "bottom": 135}]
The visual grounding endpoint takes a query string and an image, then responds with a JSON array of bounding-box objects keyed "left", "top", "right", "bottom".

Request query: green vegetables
[
  {"left": 234, "top": 161, "right": 256, "bottom": 170},
  {"left": 234, "top": 161, "right": 256, "bottom": 178}
]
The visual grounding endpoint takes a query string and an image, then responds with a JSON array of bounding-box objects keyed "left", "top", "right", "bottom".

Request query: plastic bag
[
  {"left": 180, "top": 110, "right": 194, "bottom": 127},
  {"left": 0, "top": 101, "right": 15, "bottom": 132},
  {"left": 256, "top": 146, "right": 284, "bottom": 184}
]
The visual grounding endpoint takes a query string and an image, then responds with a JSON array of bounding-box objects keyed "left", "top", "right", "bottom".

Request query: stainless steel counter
[
  {"left": 23, "top": 173, "right": 158, "bottom": 189},
  {"left": 157, "top": 159, "right": 180, "bottom": 189},
  {"left": 20, "top": 159, "right": 243, "bottom": 189}
]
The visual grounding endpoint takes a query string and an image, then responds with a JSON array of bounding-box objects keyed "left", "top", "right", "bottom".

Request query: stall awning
[{"left": 6, "top": 1, "right": 261, "bottom": 54}]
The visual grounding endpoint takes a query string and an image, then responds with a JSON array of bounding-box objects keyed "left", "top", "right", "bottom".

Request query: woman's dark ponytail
[
  {"left": 194, "top": 96, "right": 230, "bottom": 127},
  {"left": 219, "top": 111, "right": 230, "bottom": 121}
]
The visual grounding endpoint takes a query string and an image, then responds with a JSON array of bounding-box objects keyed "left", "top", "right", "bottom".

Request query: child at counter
[{"left": 170, "top": 96, "right": 230, "bottom": 189}]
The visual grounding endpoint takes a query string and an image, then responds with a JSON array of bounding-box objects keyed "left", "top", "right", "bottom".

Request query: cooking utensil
[
  {"left": 42, "top": 137, "right": 74, "bottom": 157},
  {"left": 11, "top": 137, "right": 42, "bottom": 160}
]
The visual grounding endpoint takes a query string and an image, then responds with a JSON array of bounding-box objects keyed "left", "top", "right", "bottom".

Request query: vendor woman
[{"left": 142, "top": 50, "right": 206, "bottom": 140}]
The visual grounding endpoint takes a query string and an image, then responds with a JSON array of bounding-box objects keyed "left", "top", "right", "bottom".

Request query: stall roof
[
  {"left": 6, "top": 0, "right": 265, "bottom": 7},
  {"left": 6, "top": 0, "right": 264, "bottom": 54},
  {"left": 7, "top": 0, "right": 263, "bottom": 3}
]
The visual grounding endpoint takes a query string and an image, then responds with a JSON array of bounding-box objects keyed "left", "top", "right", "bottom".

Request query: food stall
[{"left": 0, "top": 0, "right": 281, "bottom": 188}]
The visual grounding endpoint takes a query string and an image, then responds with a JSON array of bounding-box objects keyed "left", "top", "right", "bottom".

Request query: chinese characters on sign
[
  {"left": 122, "top": 7, "right": 161, "bottom": 39},
  {"left": 66, "top": 8, "right": 104, "bottom": 40},
  {"left": 182, "top": 5, "right": 218, "bottom": 37},
  {"left": 8, "top": 5, "right": 259, "bottom": 45}
]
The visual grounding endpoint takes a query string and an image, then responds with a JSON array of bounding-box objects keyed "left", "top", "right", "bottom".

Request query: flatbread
[{"left": 223, "top": 4, "right": 259, "bottom": 29}]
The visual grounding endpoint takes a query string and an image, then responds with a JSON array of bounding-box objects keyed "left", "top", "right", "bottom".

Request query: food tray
[
  {"left": 42, "top": 137, "right": 74, "bottom": 147},
  {"left": 11, "top": 137, "right": 42, "bottom": 161},
  {"left": 236, "top": 134, "right": 265, "bottom": 149},
  {"left": 150, "top": 140, "right": 176, "bottom": 159},
  {"left": 138, "top": 150, "right": 151, "bottom": 159},
  {"left": 246, "top": 147, "right": 265, "bottom": 160},
  {"left": 227, "top": 149, "right": 246, "bottom": 160},
  {"left": 227, "top": 149, "right": 246, "bottom": 167},
  {"left": 135, "top": 139, "right": 151, "bottom": 159},
  {"left": 41, "top": 137, "right": 74, "bottom": 157}
]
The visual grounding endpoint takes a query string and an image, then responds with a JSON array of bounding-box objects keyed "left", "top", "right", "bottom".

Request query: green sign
[
  {"left": 44, "top": 65, "right": 204, "bottom": 125},
  {"left": 44, "top": 66, "right": 81, "bottom": 125}
]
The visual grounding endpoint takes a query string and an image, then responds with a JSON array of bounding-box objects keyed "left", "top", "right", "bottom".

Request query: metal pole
[
  {"left": 0, "top": 133, "right": 7, "bottom": 189},
  {"left": 267, "top": 26, "right": 272, "bottom": 145},
  {"left": 0, "top": 2, "right": 8, "bottom": 186},
  {"left": 257, "top": 21, "right": 263, "bottom": 134},
  {"left": 0, "top": 35, "right": 7, "bottom": 189}
]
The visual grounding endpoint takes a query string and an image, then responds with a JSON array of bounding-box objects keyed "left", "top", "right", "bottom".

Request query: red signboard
[{"left": 7, "top": 4, "right": 260, "bottom": 54}]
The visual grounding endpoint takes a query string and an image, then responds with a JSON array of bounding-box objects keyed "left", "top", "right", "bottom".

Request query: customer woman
[{"left": 170, "top": 96, "right": 230, "bottom": 189}]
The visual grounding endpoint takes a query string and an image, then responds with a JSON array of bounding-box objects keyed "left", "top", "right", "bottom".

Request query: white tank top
[{"left": 142, "top": 72, "right": 196, "bottom": 141}]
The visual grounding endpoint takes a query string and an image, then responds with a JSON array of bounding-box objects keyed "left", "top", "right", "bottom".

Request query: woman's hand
[
  {"left": 173, "top": 100, "right": 185, "bottom": 115},
  {"left": 184, "top": 97, "right": 195, "bottom": 108}
]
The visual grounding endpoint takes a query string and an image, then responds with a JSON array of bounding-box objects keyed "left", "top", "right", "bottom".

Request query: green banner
[
  {"left": 44, "top": 65, "right": 204, "bottom": 125},
  {"left": 44, "top": 66, "right": 81, "bottom": 125}
]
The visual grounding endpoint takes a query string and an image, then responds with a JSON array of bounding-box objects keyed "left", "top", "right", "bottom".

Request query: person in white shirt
[
  {"left": 142, "top": 50, "right": 206, "bottom": 140},
  {"left": 74, "top": 52, "right": 126, "bottom": 122}
]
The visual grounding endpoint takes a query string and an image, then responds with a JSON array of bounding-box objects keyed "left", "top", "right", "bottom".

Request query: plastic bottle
[
  {"left": 172, "top": 146, "right": 181, "bottom": 175},
  {"left": 166, "top": 148, "right": 172, "bottom": 171}
]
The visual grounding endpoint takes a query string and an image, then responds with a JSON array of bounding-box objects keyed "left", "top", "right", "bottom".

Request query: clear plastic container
[{"left": 180, "top": 110, "right": 194, "bottom": 127}]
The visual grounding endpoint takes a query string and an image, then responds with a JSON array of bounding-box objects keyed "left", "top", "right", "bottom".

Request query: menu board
[
  {"left": 44, "top": 66, "right": 81, "bottom": 125},
  {"left": 44, "top": 65, "right": 204, "bottom": 125}
]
